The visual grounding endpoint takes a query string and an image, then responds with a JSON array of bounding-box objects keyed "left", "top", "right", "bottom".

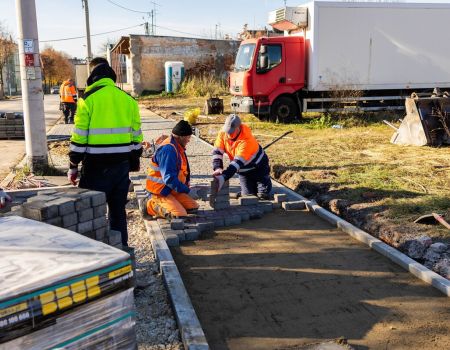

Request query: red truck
[{"left": 229, "top": 2, "right": 450, "bottom": 122}]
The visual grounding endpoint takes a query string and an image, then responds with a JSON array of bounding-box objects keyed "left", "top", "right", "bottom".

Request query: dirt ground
[{"left": 172, "top": 209, "right": 450, "bottom": 350}]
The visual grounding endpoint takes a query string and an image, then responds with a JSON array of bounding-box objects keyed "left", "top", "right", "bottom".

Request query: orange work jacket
[
  {"left": 146, "top": 136, "right": 190, "bottom": 196},
  {"left": 60, "top": 81, "right": 77, "bottom": 103}
]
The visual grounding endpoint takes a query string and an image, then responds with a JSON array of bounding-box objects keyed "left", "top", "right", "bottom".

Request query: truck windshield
[{"left": 234, "top": 43, "right": 256, "bottom": 72}]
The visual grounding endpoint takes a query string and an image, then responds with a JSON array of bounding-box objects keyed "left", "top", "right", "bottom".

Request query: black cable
[
  {"left": 40, "top": 23, "right": 144, "bottom": 43},
  {"left": 105, "top": 0, "right": 150, "bottom": 14}
]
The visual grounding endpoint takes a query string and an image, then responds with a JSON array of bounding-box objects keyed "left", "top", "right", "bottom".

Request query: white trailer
[{"left": 298, "top": 1, "right": 450, "bottom": 92}]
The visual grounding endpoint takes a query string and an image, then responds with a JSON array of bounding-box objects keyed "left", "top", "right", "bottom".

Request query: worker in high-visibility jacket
[
  {"left": 143, "top": 120, "right": 204, "bottom": 219},
  {"left": 68, "top": 57, "right": 143, "bottom": 247},
  {"left": 212, "top": 114, "right": 272, "bottom": 199},
  {"left": 59, "top": 78, "right": 77, "bottom": 124}
]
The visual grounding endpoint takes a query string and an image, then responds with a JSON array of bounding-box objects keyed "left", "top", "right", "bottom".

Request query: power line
[
  {"left": 154, "top": 24, "right": 211, "bottom": 39},
  {"left": 105, "top": 0, "right": 149, "bottom": 14},
  {"left": 40, "top": 23, "right": 144, "bottom": 43}
]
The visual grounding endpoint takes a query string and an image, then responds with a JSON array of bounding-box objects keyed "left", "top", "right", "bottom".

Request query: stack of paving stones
[
  {"left": 16, "top": 188, "right": 122, "bottom": 249},
  {"left": 0, "top": 112, "right": 25, "bottom": 139},
  {"left": 209, "top": 179, "right": 230, "bottom": 209}
]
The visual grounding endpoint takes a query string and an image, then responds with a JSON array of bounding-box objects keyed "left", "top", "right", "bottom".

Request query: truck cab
[{"left": 230, "top": 36, "right": 305, "bottom": 122}]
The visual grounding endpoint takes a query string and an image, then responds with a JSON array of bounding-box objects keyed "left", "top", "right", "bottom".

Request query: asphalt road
[{"left": 0, "top": 94, "right": 61, "bottom": 183}]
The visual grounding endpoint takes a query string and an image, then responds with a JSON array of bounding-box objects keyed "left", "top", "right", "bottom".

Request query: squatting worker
[
  {"left": 68, "top": 57, "right": 143, "bottom": 247},
  {"left": 143, "top": 120, "right": 204, "bottom": 219},
  {"left": 212, "top": 114, "right": 272, "bottom": 198},
  {"left": 59, "top": 78, "right": 77, "bottom": 124}
]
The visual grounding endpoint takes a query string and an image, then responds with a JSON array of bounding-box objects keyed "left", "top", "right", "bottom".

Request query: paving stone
[
  {"left": 62, "top": 212, "right": 78, "bottom": 228},
  {"left": 163, "top": 228, "right": 185, "bottom": 242},
  {"left": 93, "top": 204, "right": 107, "bottom": 218},
  {"left": 214, "top": 195, "right": 230, "bottom": 203},
  {"left": 274, "top": 193, "right": 288, "bottom": 203},
  {"left": 95, "top": 227, "right": 107, "bottom": 241},
  {"left": 272, "top": 202, "right": 282, "bottom": 209},
  {"left": 238, "top": 196, "right": 259, "bottom": 206},
  {"left": 224, "top": 215, "right": 241, "bottom": 226},
  {"left": 162, "top": 231, "right": 179, "bottom": 247},
  {"left": 282, "top": 201, "right": 306, "bottom": 210},
  {"left": 81, "top": 190, "right": 106, "bottom": 206},
  {"left": 38, "top": 189, "right": 58, "bottom": 195},
  {"left": 430, "top": 242, "right": 448, "bottom": 253},
  {"left": 108, "top": 229, "right": 123, "bottom": 246},
  {"left": 248, "top": 209, "right": 263, "bottom": 219},
  {"left": 171, "top": 218, "right": 185, "bottom": 230},
  {"left": 44, "top": 217, "right": 62, "bottom": 227},
  {"left": 258, "top": 202, "right": 273, "bottom": 213},
  {"left": 239, "top": 212, "right": 250, "bottom": 221},
  {"left": 214, "top": 201, "right": 231, "bottom": 210},
  {"left": 184, "top": 228, "right": 200, "bottom": 241},
  {"left": 26, "top": 194, "right": 58, "bottom": 203},
  {"left": 212, "top": 216, "right": 225, "bottom": 228},
  {"left": 66, "top": 225, "right": 77, "bottom": 232},
  {"left": 78, "top": 208, "right": 94, "bottom": 223},
  {"left": 77, "top": 220, "right": 93, "bottom": 234},
  {"left": 83, "top": 231, "right": 96, "bottom": 240},
  {"left": 47, "top": 198, "right": 76, "bottom": 216},
  {"left": 22, "top": 200, "right": 59, "bottom": 221},
  {"left": 74, "top": 196, "right": 91, "bottom": 211},
  {"left": 93, "top": 216, "right": 107, "bottom": 230}
]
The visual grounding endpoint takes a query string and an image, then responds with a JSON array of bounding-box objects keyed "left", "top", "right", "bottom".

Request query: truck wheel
[{"left": 270, "top": 96, "right": 299, "bottom": 123}]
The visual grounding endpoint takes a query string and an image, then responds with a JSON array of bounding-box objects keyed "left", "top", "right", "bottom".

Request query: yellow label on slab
[
  {"left": 108, "top": 265, "right": 132, "bottom": 279},
  {"left": 87, "top": 286, "right": 101, "bottom": 298},
  {"left": 56, "top": 286, "right": 70, "bottom": 299},
  {"left": 85, "top": 275, "right": 99, "bottom": 288},
  {"left": 57, "top": 297, "right": 72, "bottom": 309},
  {"left": 70, "top": 281, "right": 85, "bottom": 294},
  {"left": 0, "top": 302, "right": 28, "bottom": 318},
  {"left": 39, "top": 291, "right": 55, "bottom": 304},
  {"left": 42, "top": 302, "right": 57, "bottom": 316},
  {"left": 72, "top": 291, "right": 87, "bottom": 303}
]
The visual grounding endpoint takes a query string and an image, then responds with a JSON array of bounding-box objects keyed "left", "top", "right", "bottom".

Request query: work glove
[
  {"left": 212, "top": 168, "right": 223, "bottom": 176},
  {"left": 189, "top": 185, "right": 208, "bottom": 200},
  {"left": 67, "top": 168, "right": 79, "bottom": 185},
  {"left": 213, "top": 175, "right": 225, "bottom": 193},
  {"left": 0, "top": 189, "right": 12, "bottom": 208}
]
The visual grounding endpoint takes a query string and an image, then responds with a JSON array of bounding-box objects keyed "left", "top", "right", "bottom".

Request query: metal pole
[
  {"left": 82, "top": 0, "right": 92, "bottom": 69},
  {"left": 15, "top": 0, "right": 48, "bottom": 172}
]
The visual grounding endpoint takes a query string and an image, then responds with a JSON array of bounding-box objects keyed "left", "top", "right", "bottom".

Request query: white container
[
  {"left": 164, "top": 61, "right": 184, "bottom": 93},
  {"left": 298, "top": 1, "right": 450, "bottom": 92}
]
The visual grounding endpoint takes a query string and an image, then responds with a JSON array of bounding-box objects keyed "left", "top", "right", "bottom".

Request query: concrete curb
[{"left": 133, "top": 177, "right": 209, "bottom": 350}]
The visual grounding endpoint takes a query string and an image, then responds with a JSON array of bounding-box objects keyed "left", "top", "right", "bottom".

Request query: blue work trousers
[
  {"left": 79, "top": 160, "right": 130, "bottom": 246},
  {"left": 238, "top": 154, "right": 272, "bottom": 196}
]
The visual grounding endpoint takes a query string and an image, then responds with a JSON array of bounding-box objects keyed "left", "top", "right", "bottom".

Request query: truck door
[{"left": 253, "top": 43, "right": 285, "bottom": 101}]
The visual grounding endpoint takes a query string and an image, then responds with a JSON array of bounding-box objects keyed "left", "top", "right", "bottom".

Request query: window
[
  {"left": 234, "top": 43, "right": 256, "bottom": 72},
  {"left": 257, "top": 44, "right": 282, "bottom": 73}
]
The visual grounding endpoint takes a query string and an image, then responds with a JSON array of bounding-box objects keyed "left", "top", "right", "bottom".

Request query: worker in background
[
  {"left": 0, "top": 188, "right": 11, "bottom": 209},
  {"left": 68, "top": 57, "right": 143, "bottom": 247},
  {"left": 59, "top": 78, "right": 77, "bottom": 124},
  {"left": 142, "top": 120, "right": 205, "bottom": 219},
  {"left": 212, "top": 114, "right": 272, "bottom": 199}
]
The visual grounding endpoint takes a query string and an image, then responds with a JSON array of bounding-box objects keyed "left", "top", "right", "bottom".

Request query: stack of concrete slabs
[{"left": 0, "top": 216, "right": 136, "bottom": 349}]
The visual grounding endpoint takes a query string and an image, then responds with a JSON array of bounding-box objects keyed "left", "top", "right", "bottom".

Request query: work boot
[{"left": 139, "top": 197, "right": 153, "bottom": 219}]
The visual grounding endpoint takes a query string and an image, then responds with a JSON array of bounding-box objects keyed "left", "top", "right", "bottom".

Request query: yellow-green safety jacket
[{"left": 69, "top": 78, "right": 143, "bottom": 167}]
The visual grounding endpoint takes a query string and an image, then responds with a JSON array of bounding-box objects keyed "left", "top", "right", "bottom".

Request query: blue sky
[{"left": 0, "top": 0, "right": 447, "bottom": 58}]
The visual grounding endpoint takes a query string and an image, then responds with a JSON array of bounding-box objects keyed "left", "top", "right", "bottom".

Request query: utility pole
[
  {"left": 82, "top": 0, "right": 92, "bottom": 68},
  {"left": 150, "top": 10, "right": 154, "bottom": 35},
  {"left": 15, "top": 0, "right": 48, "bottom": 172}
]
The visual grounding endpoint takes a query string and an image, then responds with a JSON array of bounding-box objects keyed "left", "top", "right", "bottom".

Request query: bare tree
[{"left": 0, "top": 23, "right": 16, "bottom": 99}]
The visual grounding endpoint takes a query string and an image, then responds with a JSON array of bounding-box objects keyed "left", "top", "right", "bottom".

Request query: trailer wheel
[{"left": 270, "top": 96, "right": 299, "bottom": 123}]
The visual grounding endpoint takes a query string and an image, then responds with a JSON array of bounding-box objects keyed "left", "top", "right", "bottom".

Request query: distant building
[{"left": 110, "top": 35, "right": 240, "bottom": 96}]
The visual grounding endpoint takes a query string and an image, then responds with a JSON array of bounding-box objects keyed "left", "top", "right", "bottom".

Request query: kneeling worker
[
  {"left": 143, "top": 120, "right": 203, "bottom": 218},
  {"left": 212, "top": 114, "right": 272, "bottom": 198}
]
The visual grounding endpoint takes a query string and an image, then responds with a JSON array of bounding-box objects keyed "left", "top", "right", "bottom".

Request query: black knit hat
[{"left": 172, "top": 120, "right": 193, "bottom": 136}]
